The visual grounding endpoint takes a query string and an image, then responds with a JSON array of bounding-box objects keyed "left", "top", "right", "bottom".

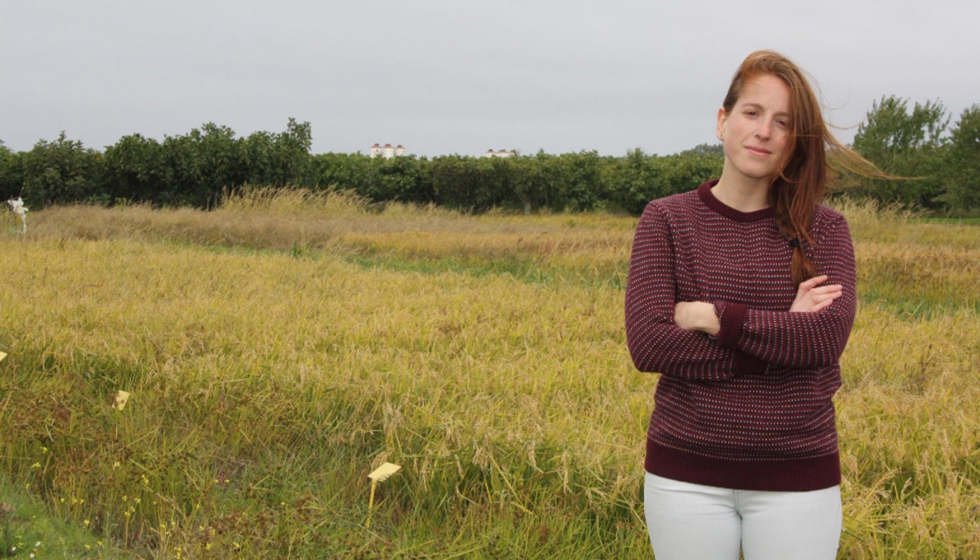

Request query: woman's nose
[{"left": 756, "top": 120, "right": 773, "bottom": 140}]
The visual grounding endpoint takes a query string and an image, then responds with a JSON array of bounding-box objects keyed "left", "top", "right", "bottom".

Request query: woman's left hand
[{"left": 790, "top": 275, "right": 843, "bottom": 313}]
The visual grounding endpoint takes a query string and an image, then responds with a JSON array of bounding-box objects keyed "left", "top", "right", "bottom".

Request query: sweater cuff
[{"left": 714, "top": 301, "right": 747, "bottom": 350}]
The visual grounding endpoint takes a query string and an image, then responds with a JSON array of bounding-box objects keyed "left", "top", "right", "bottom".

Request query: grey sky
[{"left": 2, "top": 1, "right": 978, "bottom": 158}]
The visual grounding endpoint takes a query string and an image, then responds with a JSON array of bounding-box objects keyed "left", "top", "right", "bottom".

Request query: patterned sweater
[{"left": 625, "top": 180, "right": 856, "bottom": 492}]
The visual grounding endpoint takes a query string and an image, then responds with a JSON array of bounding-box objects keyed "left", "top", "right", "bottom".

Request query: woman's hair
[{"left": 722, "top": 50, "right": 880, "bottom": 288}]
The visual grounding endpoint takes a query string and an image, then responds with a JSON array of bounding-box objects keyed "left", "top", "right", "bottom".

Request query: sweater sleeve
[
  {"left": 713, "top": 213, "right": 857, "bottom": 369},
  {"left": 625, "top": 202, "right": 768, "bottom": 380}
]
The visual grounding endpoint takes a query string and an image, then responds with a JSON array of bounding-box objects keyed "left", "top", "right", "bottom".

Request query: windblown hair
[{"left": 722, "top": 50, "right": 881, "bottom": 288}]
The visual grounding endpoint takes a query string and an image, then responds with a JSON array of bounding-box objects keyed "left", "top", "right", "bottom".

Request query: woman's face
[{"left": 716, "top": 74, "right": 792, "bottom": 187}]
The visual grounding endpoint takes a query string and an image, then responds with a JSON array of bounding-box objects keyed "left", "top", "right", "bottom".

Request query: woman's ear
[{"left": 716, "top": 108, "right": 727, "bottom": 141}]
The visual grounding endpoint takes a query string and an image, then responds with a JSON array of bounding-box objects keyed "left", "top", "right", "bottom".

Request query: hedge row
[
  {"left": 3, "top": 105, "right": 976, "bottom": 214},
  {"left": 0, "top": 122, "right": 723, "bottom": 214},
  {"left": 312, "top": 149, "right": 723, "bottom": 214},
  {"left": 0, "top": 120, "right": 312, "bottom": 209}
]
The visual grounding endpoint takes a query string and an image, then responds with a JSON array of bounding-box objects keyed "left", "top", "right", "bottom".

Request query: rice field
[{"left": 0, "top": 189, "right": 977, "bottom": 558}]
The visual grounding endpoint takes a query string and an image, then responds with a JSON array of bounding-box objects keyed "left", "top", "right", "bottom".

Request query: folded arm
[
  {"left": 625, "top": 203, "right": 767, "bottom": 380},
  {"left": 680, "top": 214, "right": 857, "bottom": 369}
]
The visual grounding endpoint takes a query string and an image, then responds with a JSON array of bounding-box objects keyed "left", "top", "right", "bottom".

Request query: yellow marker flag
[
  {"left": 114, "top": 390, "right": 131, "bottom": 411},
  {"left": 366, "top": 462, "right": 401, "bottom": 528},
  {"left": 368, "top": 462, "right": 402, "bottom": 482},
  {"left": 0, "top": 351, "right": 6, "bottom": 362}
]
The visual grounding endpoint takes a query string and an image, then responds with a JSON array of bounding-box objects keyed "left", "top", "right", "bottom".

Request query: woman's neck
[{"left": 711, "top": 174, "right": 771, "bottom": 213}]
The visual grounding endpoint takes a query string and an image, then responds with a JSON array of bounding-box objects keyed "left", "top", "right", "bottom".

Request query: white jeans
[{"left": 644, "top": 472, "right": 841, "bottom": 560}]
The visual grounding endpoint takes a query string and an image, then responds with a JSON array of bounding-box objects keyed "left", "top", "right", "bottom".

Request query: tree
[
  {"left": 554, "top": 151, "right": 605, "bottom": 211},
  {"left": 103, "top": 134, "right": 168, "bottom": 204},
  {"left": 851, "top": 96, "right": 950, "bottom": 207},
  {"left": 240, "top": 118, "right": 313, "bottom": 190},
  {"left": 937, "top": 105, "right": 980, "bottom": 211},
  {"left": 157, "top": 123, "right": 244, "bottom": 208},
  {"left": 275, "top": 118, "right": 313, "bottom": 187},
  {"left": 607, "top": 148, "right": 662, "bottom": 214},
  {"left": 0, "top": 141, "right": 24, "bottom": 199},
  {"left": 21, "top": 132, "right": 102, "bottom": 206},
  {"left": 678, "top": 143, "right": 724, "bottom": 157}
]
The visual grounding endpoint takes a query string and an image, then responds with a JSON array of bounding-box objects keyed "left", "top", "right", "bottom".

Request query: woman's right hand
[{"left": 790, "top": 275, "right": 843, "bottom": 313}]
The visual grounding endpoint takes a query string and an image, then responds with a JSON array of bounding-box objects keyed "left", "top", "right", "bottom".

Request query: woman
[{"left": 625, "top": 51, "right": 871, "bottom": 559}]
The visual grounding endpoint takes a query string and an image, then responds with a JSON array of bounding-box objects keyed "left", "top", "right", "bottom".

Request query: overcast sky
[{"left": 2, "top": 1, "right": 978, "bottom": 158}]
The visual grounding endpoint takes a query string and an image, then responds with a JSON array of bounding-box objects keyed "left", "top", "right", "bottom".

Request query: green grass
[{"left": 0, "top": 478, "right": 128, "bottom": 559}]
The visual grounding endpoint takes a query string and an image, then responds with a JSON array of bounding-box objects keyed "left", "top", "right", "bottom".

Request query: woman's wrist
[{"left": 700, "top": 302, "right": 721, "bottom": 336}]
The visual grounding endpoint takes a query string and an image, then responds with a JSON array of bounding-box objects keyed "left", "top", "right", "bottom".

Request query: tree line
[
  {"left": 848, "top": 97, "right": 979, "bottom": 211},
  {"left": 1, "top": 97, "right": 977, "bottom": 214}
]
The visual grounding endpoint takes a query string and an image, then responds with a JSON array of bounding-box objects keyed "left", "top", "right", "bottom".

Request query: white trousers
[{"left": 644, "top": 472, "right": 842, "bottom": 560}]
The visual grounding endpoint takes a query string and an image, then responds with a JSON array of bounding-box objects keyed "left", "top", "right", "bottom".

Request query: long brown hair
[{"left": 722, "top": 50, "right": 881, "bottom": 288}]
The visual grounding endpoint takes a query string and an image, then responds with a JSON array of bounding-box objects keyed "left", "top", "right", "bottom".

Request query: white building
[
  {"left": 484, "top": 149, "right": 517, "bottom": 158},
  {"left": 370, "top": 143, "right": 407, "bottom": 158}
]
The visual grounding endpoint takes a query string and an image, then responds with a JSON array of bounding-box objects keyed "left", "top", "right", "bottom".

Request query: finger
[
  {"left": 812, "top": 293, "right": 842, "bottom": 306},
  {"left": 803, "top": 275, "right": 829, "bottom": 288},
  {"left": 797, "top": 275, "right": 829, "bottom": 294},
  {"left": 810, "top": 285, "right": 843, "bottom": 296},
  {"left": 815, "top": 290, "right": 845, "bottom": 308}
]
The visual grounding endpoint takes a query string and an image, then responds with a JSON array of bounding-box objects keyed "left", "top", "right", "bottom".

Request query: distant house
[
  {"left": 370, "top": 143, "right": 406, "bottom": 158},
  {"left": 484, "top": 149, "right": 517, "bottom": 158}
]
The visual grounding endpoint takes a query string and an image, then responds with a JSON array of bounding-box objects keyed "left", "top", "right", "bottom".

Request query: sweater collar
[{"left": 697, "top": 180, "right": 776, "bottom": 223}]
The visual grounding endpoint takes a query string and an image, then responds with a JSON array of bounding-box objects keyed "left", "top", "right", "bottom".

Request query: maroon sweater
[{"left": 625, "top": 180, "right": 856, "bottom": 492}]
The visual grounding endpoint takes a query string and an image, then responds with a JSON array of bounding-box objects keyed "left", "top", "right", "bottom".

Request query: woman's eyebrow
[{"left": 741, "top": 101, "right": 791, "bottom": 117}]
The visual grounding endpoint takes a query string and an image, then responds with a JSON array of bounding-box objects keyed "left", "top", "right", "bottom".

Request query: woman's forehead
[{"left": 737, "top": 75, "right": 791, "bottom": 112}]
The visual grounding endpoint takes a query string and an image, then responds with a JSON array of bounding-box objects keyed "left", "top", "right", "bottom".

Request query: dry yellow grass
[{"left": 0, "top": 190, "right": 976, "bottom": 558}]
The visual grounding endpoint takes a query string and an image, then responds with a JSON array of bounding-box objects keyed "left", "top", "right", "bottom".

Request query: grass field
[{"left": 1, "top": 189, "right": 978, "bottom": 558}]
